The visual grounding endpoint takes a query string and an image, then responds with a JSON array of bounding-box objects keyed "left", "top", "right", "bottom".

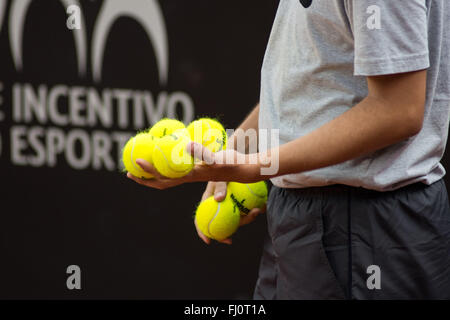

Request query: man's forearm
[{"left": 270, "top": 95, "right": 423, "bottom": 178}]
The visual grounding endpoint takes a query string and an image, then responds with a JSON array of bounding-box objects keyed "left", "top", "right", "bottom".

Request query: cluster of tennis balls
[
  {"left": 122, "top": 117, "right": 227, "bottom": 179},
  {"left": 122, "top": 117, "right": 268, "bottom": 242},
  {"left": 195, "top": 181, "right": 268, "bottom": 241}
]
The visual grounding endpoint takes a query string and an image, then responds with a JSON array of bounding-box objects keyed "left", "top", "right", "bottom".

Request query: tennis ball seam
[
  {"left": 207, "top": 201, "right": 222, "bottom": 237},
  {"left": 130, "top": 137, "right": 142, "bottom": 173},
  {"left": 154, "top": 143, "right": 192, "bottom": 174},
  {"left": 246, "top": 184, "right": 266, "bottom": 199}
]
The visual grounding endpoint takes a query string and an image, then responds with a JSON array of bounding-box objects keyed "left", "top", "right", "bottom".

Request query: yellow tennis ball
[
  {"left": 187, "top": 118, "right": 227, "bottom": 153},
  {"left": 227, "top": 181, "right": 268, "bottom": 215},
  {"left": 122, "top": 133, "right": 155, "bottom": 179},
  {"left": 152, "top": 129, "right": 194, "bottom": 178},
  {"left": 149, "top": 118, "right": 186, "bottom": 138},
  {"left": 195, "top": 196, "right": 240, "bottom": 241}
]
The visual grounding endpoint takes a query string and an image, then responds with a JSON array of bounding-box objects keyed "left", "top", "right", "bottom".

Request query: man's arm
[
  {"left": 130, "top": 70, "right": 426, "bottom": 191},
  {"left": 130, "top": 70, "right": 426, "bottom": 186},
  {"left": 270, "top": 70, "right": 427, "bottom": 177}
]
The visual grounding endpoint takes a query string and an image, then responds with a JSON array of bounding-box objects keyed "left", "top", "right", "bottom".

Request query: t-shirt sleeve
[{"left": 348, "top": 0, "right": 430, "bottom": 76}]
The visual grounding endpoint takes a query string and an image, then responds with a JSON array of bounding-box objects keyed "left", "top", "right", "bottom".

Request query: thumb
[
  {"left": 187, "top": 142, "right": 216, "bottom": 165},
  {"left": 214, "top": 182, "right": 227, "bottom": 202}
]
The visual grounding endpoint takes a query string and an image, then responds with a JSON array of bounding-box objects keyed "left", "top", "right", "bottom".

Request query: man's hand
[
  {"left": 194, "top": 181, "right": 267, "bottom": 245},
  {"left": 126, "top": 141, "right": 266, "bottom": 245},
  {"left": 126, "top": 141, "right": 262, "bottom": 189}
]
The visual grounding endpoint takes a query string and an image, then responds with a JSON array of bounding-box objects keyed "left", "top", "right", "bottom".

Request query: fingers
[
  {"left": 126, "top": 172, "right": 181, "bottom": 190},
  {"left": 194, "top": 218, "right": 210, "bottom": 245},
  {"left": 201, "top": 182, "right": 215, "bottom": 201},
  {"left": 127, "top": 172, "right": 161, "bottom": 189},
  {"left": 135, "top": 159, "right": 165, "bottom": 179},
  {"left": 219, "top": 238, "right": 232, "bottom": 245},
  {"left": 239, "top": 207, "right": 265, "bottom": 226},
  {"left": 214, "top": 181, "right": 227, "bottom": 202},
  {"left": 260, "top": 203, "right": 267, "bottom": 214},
  {"left": 187, "top": 142, "right": 216, "bottom": 165},
  {"left": 194, "top": 214, "right": 232, "bottom": 245},
  {"left": 196, "top": 228, "right": 211, "bottom": 245},
  {"left": 127, "top": 172, "right": 150, "bottom": 186}
]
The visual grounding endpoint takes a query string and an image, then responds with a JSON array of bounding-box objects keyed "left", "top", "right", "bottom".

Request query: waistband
[{"left": 271, "top": 180, "right": 440, "bottom": 198}]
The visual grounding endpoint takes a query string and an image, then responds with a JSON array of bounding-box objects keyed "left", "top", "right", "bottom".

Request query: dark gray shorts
[{"left": 253, "top": 179, "right": 450, "bottom": 300}]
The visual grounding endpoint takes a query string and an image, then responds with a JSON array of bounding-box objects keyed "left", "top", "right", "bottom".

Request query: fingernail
[{"left": 216, "top": 192, "right": 224, "bottom": 197}]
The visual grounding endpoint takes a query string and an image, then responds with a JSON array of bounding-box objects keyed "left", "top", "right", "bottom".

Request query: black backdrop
[
  {"left": 0, "top": 0, "right": 448, "bottom": 300},
  {"left": 0, "top": 0, "right": 278, "bottom": 299}
]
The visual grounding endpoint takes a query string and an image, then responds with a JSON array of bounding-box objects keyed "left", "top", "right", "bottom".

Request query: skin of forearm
[
  {"left": 271, "top": 95, "right": 424, "bottom": 178},
  {"left": 255, "top": 71, "right": 427, "bottom": 179}
]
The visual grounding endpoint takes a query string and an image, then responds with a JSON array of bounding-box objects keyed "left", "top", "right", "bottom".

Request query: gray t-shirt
[{"left": 259, "top": 0, "right": 450, "bottom": 191}]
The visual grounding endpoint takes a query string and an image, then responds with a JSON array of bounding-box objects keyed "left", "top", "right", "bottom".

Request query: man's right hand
[{"left": 195, "top": 181, "right": 266, "bottom": 245}]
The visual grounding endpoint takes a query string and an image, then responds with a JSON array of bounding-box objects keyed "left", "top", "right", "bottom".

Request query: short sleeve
[{"left": 348, "top": 0, "right": 430, "bottom": 76}]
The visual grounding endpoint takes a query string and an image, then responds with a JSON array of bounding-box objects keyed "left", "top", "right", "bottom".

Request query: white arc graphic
[
  {"left": 92, "top": 0, "right": 168, "bottom": 84},
  {"left": 0, "top": 0, "right": 6, "bottom": 33},
  {"left": 9, "top": 0, "right": 87, "bottom": 77}
]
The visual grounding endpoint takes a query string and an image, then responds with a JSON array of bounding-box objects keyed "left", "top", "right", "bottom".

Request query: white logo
[
  {"left": 366, "top": 265, "right": 381, "bottom": 290},
  {"left": 9, "top": 0, "right": 87, "bottom": 77},
  {"left": 2, "top": 0, "right": 194, "bottom": 172},
  {"left": 92, "top": 0, "right": 168, "bottom": 84},
  {"left": 7, "top": 0, "right": 168, "bottom": 84}
]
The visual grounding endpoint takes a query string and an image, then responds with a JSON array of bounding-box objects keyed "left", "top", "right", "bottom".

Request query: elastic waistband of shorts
[{"left": 272, "top": 180, "right": 437, "bottom": 198}]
